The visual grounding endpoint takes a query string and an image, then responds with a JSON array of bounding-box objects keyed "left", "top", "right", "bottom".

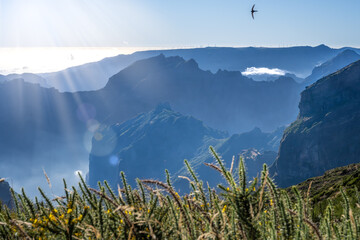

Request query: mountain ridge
[{"left": 7, "top": 45, "right": 359, "bottom": 92}]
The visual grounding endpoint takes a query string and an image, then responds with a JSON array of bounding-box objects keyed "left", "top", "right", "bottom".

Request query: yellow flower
[
  {"left": 264, "top": 210, "right": 267, "bottom": 213},
  {"left": 53, "top": 209, "right": 58, "bottom": 213},
  {"left": 84, "top": 206, "right": 90, "bottom": 210},
  {"left": 222, "top": 205, "right": 227, "bottom": 213},
  {"left": 120, "top": 219, "right": 123, "bottom": 224},
  {"left": 78, "top": 214, "right": 83, "bottom": 221},
  {"left": 147, "top": 209, "right": 150, "bottom": 213},
  {"left": 59, "top": 214, "right": 65, "bottom": 219},
  {"left": 129, "top": 211, "right": 132, "bottom": 215},
  {"left": 253, "top": 187, "right": 256, "bottom": 191},
  {"left": 34, "top": 219, "right": 38, "bottom": 224},
  {"left": 270, "top": 199, "right": 273, "bottom": 206},
  {"left": 65, "top": 219, "right": 69, "bottom": 224},
  {"left": 67, "top": 209, "right": 73, "bottom": 214},
  {"left": 106, "top": 209, "right": 111, "bottom": 214},
  {"left": 49, "top": 213, "right": 56, "bottom": 221},
  {"left": 226, "top": 187, "right": 230, "bottom": 191},
  {"left": 246, "top": 188, "right": 249, "bottom": 192}
]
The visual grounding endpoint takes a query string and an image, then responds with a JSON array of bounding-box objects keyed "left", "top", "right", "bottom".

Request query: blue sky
[{"left": 0, "top": 0, "right": 360, "bottom": 48}]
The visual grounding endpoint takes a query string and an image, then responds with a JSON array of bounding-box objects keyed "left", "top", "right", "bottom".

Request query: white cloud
[{"left": 242, "top": 67, "right": 286, "bottom": 76}]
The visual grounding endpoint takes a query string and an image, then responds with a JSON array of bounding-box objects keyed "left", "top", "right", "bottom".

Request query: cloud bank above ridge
[{"left": 242, "top": 67, "right": 286, "bottom": 76}]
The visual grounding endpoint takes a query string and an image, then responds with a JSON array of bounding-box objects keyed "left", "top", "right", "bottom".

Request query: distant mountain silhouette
[
  {"left": 6, "top": 73, "right": 50, "bottom": 88},
  {"left": 9, "top": 45, "right": 358, "bottom": 92},
  {"left": 0, "top": 75, "right": 8, "bottom": 83},
  {"left": 303, "top": 49, "right": 360, "bottom": 86},
  {"left": 271, "top": 60, "right": 360, "bottom": 187},
  {"left": 88, "top": 104, "right": 283, "bottom": 190}
]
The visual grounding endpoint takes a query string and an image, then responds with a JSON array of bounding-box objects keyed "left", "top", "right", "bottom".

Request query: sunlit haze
[{"left": 0, "top": 47, "right": 163, "bottom": 74}]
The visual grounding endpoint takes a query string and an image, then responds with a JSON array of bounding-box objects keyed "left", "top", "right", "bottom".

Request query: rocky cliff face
[{"left": 271, "top": 60, "right": 360, "bottom": 187}]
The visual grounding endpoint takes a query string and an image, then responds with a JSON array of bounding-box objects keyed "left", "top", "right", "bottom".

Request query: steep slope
[
  {"left": 292, "top": 163, "right": 360, "bottom": 220},
  {"left": 13, "top": 45, "right": 345, "bottom": 92},
  {"left": 0, "top": 179, "right": 12, "bottom": 208},
  {"left": 304, "top": 49, "right": 360, "bottom": 86},
  {"left": 88, "top": 105, "right": 283, "bottom": 190},
  {"left": 271, "top": 60, "right": 360, "bottom": 187}
]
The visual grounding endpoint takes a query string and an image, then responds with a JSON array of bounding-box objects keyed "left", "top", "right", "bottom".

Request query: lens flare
[{"left": 109, "top": 155, "right": 119, "bottom": 166}]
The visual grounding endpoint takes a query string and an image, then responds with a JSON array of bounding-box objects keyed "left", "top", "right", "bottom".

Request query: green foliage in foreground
[{"left": 1, "top": 147, "right": 360, "bottom": 239}]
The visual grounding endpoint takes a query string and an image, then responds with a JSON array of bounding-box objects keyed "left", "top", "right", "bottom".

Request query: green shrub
[{"left": 0, "top": 147, "right": 359, "bottom": 239}]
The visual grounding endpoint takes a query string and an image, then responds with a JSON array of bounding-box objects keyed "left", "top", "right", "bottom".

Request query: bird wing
[
  {"left": 252, "top": 4, "right": 255, "bottom": 11},
  {"left": 252, "top": 12, "right": 255, "bottom": 19}
]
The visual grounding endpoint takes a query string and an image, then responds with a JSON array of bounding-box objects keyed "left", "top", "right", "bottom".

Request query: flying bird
[{"left": 251, "top": 4, "right": 258, "bottom": 20}]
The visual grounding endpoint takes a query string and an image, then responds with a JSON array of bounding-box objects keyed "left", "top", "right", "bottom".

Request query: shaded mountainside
[
  {"left": 0, "top": 75, "right": 7, "bottom": 83},
  {"left": 271, "top": 60, "right": 360, "bottom": 187},
  {"left": 88, "top": 104, "right": 228, "bottom": 188},
  {"left": 0, "top": 55, "right": 297, "bottom": 196},
  {"left": 89, "top": 104, "right": 282, "bottom": 190},
  {"left": 11, "top": 45, "right": 354, "bottom": 92},
  {"left": 304, "top": 49, "right": 360, "bottom": 86},
  {"left": 103, "top": 54, "right": 302, "bottom": 133},
  {"left": 6, "top": 73, "right": 50, "bottom": 88},
  {"left": 0, "top": 179, "right": 12, "bottom": 208}
]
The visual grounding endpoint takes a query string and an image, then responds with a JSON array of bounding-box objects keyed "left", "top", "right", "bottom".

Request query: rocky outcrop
[{"left": 271, "top": 60, "right": 360, "bottom": 187}]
